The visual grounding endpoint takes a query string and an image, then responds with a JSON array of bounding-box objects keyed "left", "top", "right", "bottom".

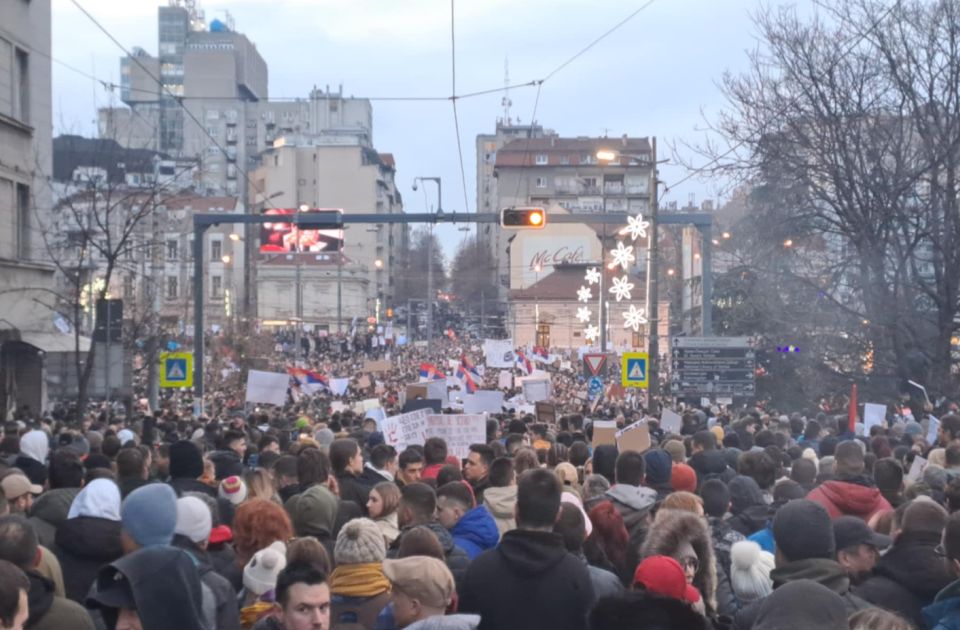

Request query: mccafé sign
[{"left": 529, "top": 245, "right": 587, "bottom": 270}]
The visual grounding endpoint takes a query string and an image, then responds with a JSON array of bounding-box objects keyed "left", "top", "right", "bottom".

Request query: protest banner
[
  {"left": 592, "top": 420, "right": 617, "bottom": 447},
  {"left": 363, "top": 359, "right": 393, "bottom": 373},
  {"left": 484, "top": 339, "right": 516, "bottom": 368},
  {"left": 660, "top": 409, "right": 683, "bottom": 434},
  {"left": 381, "top": 411, "right": 486, "bottom": 459},
  {"left": 244, "top": 370, "right": 289, "bottom": 407},
  {"left": 464, "top": 390, "right": 504, "bottom": 414},
  {"left": 329, "top": 378, "right": 350, "bottom": 397},
  {"left": 381, "top": 408, "right": 431, "bottom": 452},
  {"left": 522, "top": 378, "right": 551, "bottom": 403},
  {"left": 498, "top": 371, "right": 513, "bottom": 390},
  {"left": 863, "top": 403, "right": 886, "bottom": 435},
  {"left": 362, "top": 398, "right": 381, "bottom": 411},
  {"left": 616, "top": 420, "right": 651, "bottom": 453}
]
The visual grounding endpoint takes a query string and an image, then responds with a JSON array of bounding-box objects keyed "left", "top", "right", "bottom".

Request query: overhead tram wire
[{"left": 450, "top": 0, "right": 472, "bottom": 218}]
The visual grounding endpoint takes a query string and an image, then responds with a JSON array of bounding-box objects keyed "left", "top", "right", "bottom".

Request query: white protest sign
[
  {"left": 660, "top": 409, "right": 683, "bottom": 434},
  {"left": 381, "top": 408, "right": 432, "bottom": 452},
  {"left": 424, "top": 414, "right": 487, "bottom": 459},
  {"left": 362, "top": 398, "right": 381, "bottom": 411},
  {"left": 484, "top": 339, "right": 516, "bottom": 368},
  {"left": 364, "top": 407, "right": 387, "bottom": 427},
  {"left": 927, "top": 415, "right": 940, "bottom": 446},
  {"left": 427, "top": 380, "right": 447, "bottom": 402},
  {"left": 498, "top": 371, "right": 513, "bottom": 390},
  {"left": 244, "top": 370, "right": 289, "bottom": 407},
  {"left": 863, "top": 403, "right": 886, "bottom": 435},
  {"left": 906, "top": 456, "right": 928, "bottom": 484},
  {"left": 331, "top": 401, "right": 347, "bottom": 413},
  {"left": 464, "top": 390, "right": 504, "bottom": 414},
  {"left": 522, "top": 379, "right": 551, "bottom": 403},
  {"left": 329, "top": 378, "right": 350, "bottom": 396}
]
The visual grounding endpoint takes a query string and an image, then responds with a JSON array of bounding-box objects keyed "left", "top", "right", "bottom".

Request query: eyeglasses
[{"left": 679, "top": 556, "right": 699, "bottom": 573}]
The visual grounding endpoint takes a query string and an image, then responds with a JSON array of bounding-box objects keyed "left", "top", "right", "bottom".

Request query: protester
[
  {"left": 241, "top": 541, "right": 287, "bottom": 628},
  {"left": 168, "top": 440, "right": 217, "bottom": 498},
  {"left": 288, "top": 485, "right": 339, "bottom": 560},
  {"left": 367, "top": 481, "right": 402, "bottom": 545},
  {"left": 270, "top": 563, "right": 331, "bottom": 630},
  {"left": 28, "top": 450, "right": 83, "bottom": 547},
  {"left": 397, "top": 449, "right": 425, "bottom": 488},
  {"left": 2, "top": 475, "right": 39, "bottom": 516},
  {"left": 700, "top": 478, "right": 745, "bottom": 583},
  {"left": 750, "top": 579, "right": 849, "bottom": 630},
  {"left": 120, "top": 483, "right": 178, "bottom": 553},
  {"left": 360, "top": 444, "right": 399, "bottom": 487},
  {"left": 554, "top": 502, "right": 622, "bottom": 601},
  {"left": 330, "top": 439, "right": 371, "bottom": 515},
  {"left": 833, "top": 515, "right": 891, "bottom": 583},
  {"left": 604, "top": 450, "right": 657, "bottom": 554},
  {"left": 0, "top": 560, "right": 28, "bottom": 630},
  {"left": 234, "top": 499, "right": 294, "bottom": 569},
  {"left": 436, "top": 482, "right": 498, "bottom": 561},
  {"left": 15, "top": 431, "right": 49, "bottom": 487},
  {"left": 587, "top": 589, "right": 711, "bottom": 630},
  {"left": 390, "top": 484, "right": 470, "bottom": 584},
  {"left": 463, "top": 445, "right": 494, "bottom": 504},
  {"left": 729, "top": 540, "right": 774, "bottom": 605},
  {"left": 384, "top": 556, "right": 478, "bottom": 629},
  {"left": 480, "top": 457, "right": 516, "bottom": 538},
  {"left": 632, "top": 555, "right": 703, "bottom": 612},
  {"left": 806, "top": 441, "right": 892, "bottom": 520}
]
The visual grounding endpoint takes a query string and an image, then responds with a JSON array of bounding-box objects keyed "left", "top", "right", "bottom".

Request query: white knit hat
[
  {"left": 801, "top": 448, "right": 819, "bottom": 473},
  {"left": 243, "top": 541, "right": 287, "bottom": 596},
  {"left": 218, "top": 476, "right": 248, "bottom": 506},
  {"left": 174, "top": 496, "right": 212, "bottom": 544},
  {"left": 730, "top": 540, "right": 775, "bottom": 604}
]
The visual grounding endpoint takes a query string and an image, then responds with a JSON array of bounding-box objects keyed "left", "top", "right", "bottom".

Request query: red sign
[{"left": 583, "top": 354, "right": 607, "bottom": 377}]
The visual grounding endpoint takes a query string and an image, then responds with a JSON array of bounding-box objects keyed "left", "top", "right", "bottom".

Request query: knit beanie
[
  {"left": 175, "top": 496, "right": 212, "bottom": 544},
  {"left": 643, "top": 449, "right": 673, "bottom": 485},
  {"left": 730, "top": 540, "right": 775, "bottom": 603},
  {"left": 243, "top": 541, "right": 287, "bottom": 596},
  {"left": 334, "top": 518, "right": 386, "bottom": 565},
  {"left": 218, "top": 476, "right": 248, "bottom": 506},
  {"left": 290, "top": 485, "right": 339, "bottom": 537},
  {"left": 671, "top": 463, "right": 697, "bottom": 492},
  {"left": 773, "top": 499, "right": 835, "bottom": 562},
  {"left": 122, "top": 484, "right": 178, "bottom": 548},
  {"left": 801, "top": 448, "right": 819, "bottom": 473},
  {"left": 169, "top": 440, "right": 204, "bottom": 479},
  {"left": 662, "top": 440, "right": 686, "bottom": 463}
]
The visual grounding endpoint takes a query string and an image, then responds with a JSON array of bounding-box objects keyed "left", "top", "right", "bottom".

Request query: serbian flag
[
  {"left": 456, "top": 365, "right": 478, "bottom": 393},
  {"left": 419, "top": 363, "right": 446, "bottom": 381},
  {"left": 532, "top": 346, "right": 550, "bottom": 361},
  {"left": 461, "top": 353, "right": 481, "bottom": 379},
  {"left": 287, "top": 367, "right": 329, "bottom": 394},
  {"left": 848, "top": 383, "right": 858, "bottom": 435},
  {"left": 516, "top": 351, "right": 533, "bottom": 375}
]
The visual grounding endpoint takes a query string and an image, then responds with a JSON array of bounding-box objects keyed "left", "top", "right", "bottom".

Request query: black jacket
[
  {"left": 117, "top": 477, "right": 153, "bottom": 499},
  {"left": 168, "top": 477, "right": 217, "bottom": 498},
  {"left": 28, "top": 487, "right": 80, "bottom": 548},
  {"left": 208, "top": 449, "right": 244, "bottom": 481},
  {"left": 358, "top": 466, "right": 393, "bottom": 488},
  {"left": 458, "top": 529, "right": 594, "bottom": 630},
  {"left": 52, "top": 516, "right": 124, "bottom": 603},
  {"left": 854, "top": 530, "right": 953, "bottom": 629},
  {"left": 175, "top": 538, "right": 242, "bottom": 630},
  {"left": 689, "top": 450, "right": 736, "bottom": 486},
  {"left": 336, "top": 472, "right": 371, "bottom": 515}
]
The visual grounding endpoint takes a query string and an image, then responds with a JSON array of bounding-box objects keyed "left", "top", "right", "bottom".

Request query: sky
[{"left": 51, "top": 0, "right": 815, "bottom": 261}]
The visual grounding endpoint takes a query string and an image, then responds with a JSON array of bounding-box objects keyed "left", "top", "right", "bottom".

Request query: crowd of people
[{"left": 3, "top": 333, "right": 960, "bottom": 629}]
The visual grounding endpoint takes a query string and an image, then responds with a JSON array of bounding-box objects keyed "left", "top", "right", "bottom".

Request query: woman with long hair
[{"left": 366, "top": 482, "right": 401, "bottom": 545}]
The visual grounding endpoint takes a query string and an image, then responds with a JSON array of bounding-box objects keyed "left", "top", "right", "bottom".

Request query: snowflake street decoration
[
  {"left": 608, "top": 275, "right": 635, "bottom": 302},
  {"left": 584, "top": 267, "right": 601, "bottom": 285},
  {"left": 610, "top": 241, "right": 636, "bottom": 271},
  {"left": 576, "top": 306, "right": 592, "bottom": 323},
  {"left": 619, "top": 214, "right": 650, "bottom": 241},
  {"left": 577, "top": 285, "right": 592, "bottom": 303},
  {"left": 622, "top": 304, "right": 648, "bottom": 332},
  {"left": 584, "top": 324, "right": 600, "bottom": 342}
]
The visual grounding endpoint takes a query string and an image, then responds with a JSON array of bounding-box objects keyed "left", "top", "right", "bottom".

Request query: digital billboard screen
[{"left": 259, "top": 208, "right": 344, "bottom": 255}]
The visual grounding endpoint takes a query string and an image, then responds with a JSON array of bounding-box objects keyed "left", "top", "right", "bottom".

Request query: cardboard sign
[
  {"left": 616, "top": 420, "right": 651, "bottom": 453},
  {"left": 535, "top": 402, "right": 556, "bottom": 426},
  {"left": 406, "top": 384, "right": 429, "bottom": 402},
  {"left": 863, "top": 403, "right": 886, "bottom": 435},
  {"left": 363, "top": 359, "right": 393, "bottom": 373},
  {"left": 660, "top": 409, "right": 683, "bottom": 435},
  {"left": 427, "top": 380, "right": 447, "bottom": 402},
  {"left": 357, "top": 375, "right": 372, "bottom": 390},
  {"left": 381, "top": 410, "right": 486, "bottom": 458},
  {"left": 498, "top": 371, "right": 513, "bottom": 390},
  {"left": 362, "top": 398, "right": 381, "bottom": 411},
  {"left": 522, "top": 379, "right": 551, "bottom": 403},
  {"left": 381, "top": 408, "right": 431, "bottom": 451},
  {"left": 906, "top": 456, "right": 928, "bottom": 484},
  {"left": 927, "top": 416, "right": 940, "bottom": 446},
  {"left": 329, "top": 378, "right": 350, "bottom": 397},
  {"left": 464, "top": 390, "right": 504, "bottom": 414},
  {"left": 484, "top": 339, "right": 516, "bottom": 368},
  {"left": 592, "top": 420, "right": 617, "bottom": 447},
  {"left": 245, "top": 370, "right": 289, "bottom": 407}
]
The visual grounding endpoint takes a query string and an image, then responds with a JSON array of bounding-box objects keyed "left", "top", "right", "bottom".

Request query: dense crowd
[{"left": 2, "top": 334, "right": 959, "bottom": 629}]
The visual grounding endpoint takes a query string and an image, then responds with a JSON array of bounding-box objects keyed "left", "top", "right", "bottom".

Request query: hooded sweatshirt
[
  {"left": 604, "top": 484, "right": 657, "bottom": 551},
  {"left": 482, "top": 486, "right": 517, "bottom": 538},
  {"left": 29, "top": 487, "right": 81, "bottom": 548},
  {"left": 25, "top": 570, "right": 94, "bottom": 630},
  {"left": 805, "top": 478, "right": 892, "bottom": 521},
  {"left": 16, "top": 430, "right": 50, "bottom": 486},
  {"left": 459, "top": 529, "right": 594, "bottom": 630},
  {"left": 451, "top": 505, "right": 500, "bottom": 560}
]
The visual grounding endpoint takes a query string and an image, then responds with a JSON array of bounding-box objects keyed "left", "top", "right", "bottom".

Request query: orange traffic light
[{"left": 500, "top": 207, "right": 546, "bottom": 229}]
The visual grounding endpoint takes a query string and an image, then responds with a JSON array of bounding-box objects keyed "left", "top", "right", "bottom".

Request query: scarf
[
  {"left": 240, "top": 602, "right": 279, "bottom": 629},
  {"left": 330, "top": 563, "right": 391, "bottom": 598}
]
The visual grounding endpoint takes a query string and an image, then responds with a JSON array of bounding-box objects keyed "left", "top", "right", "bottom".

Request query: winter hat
[
  {"left": 730, "top": 540, "right": 775, "bottom": 603},
  {"left": 632, "top": 556, "right": 701, "bottom": 604},
  {"left": 68, "top": 478, "right": 121, "bottom": 521},
  {"left": 925, "top": 464, "right": 948, "bottom": 491},
  {"left": 723, "top": 447, "right": 742, "bottom": 471},
  {"left": 819, "top": 456, "right": 836, "bottom": 478},
  {"left": 169, "top": 440, "right": 204, "bottom": 480},
  {"left": 334, "top": 518, "right": 386, "bottom": 565},
  {"left": 832, "top": 516, "right": 891, "bottom": 552},
  {"left": 243, "top": 541, "right": 287, "bottom": 596},
  {"left": 19, "top": 430, "right": 49, "bottom": 463},
  {"left": 801, "top": 448, "right": 819, "bottom": 473},
  {"left": 753, "top": 579, "right": 849, "bottom": 630},
  {"left": 383, "top": 556, "right": 455, "bottom": 609},
  {"left": 122, "top": 483, "right": 178, "bottom": 548},
  {"left": 314, "top": 428, "right": 335, "bottom": 449},
  {"left": 85, "top": 430, "right": 104, "bottom": 452},
  {"left": 290, "top": 485, "right": 339, "bottom": 538},
  {"left": 117, "top": 429, "right": 136, "bottom": 446},
  {"left": 643, "top": 449, "right": 673, "bottom": 485},
  {"left": 671, "top": 463, "right": 697, "bottom": 492},
  {"left": 218, "top": 476, "right": 248, "bottom": 506},
  {"left": 175, "top": 496, "right": 213, "bottom": 544},
  {"left": 904, "top": 420, "right": 923, "bottom": 438},
  {"left": 772, "top": 499, "right": 835, "bottom": 562},
  {"left": 729, "top": 476, "right": 765, "bottom": 514},
  {"left": 561, "top": 491, "right": 593, "bottom": 538},
  {"left": 662, "top": 440, "right": 686, "bottom": 463}
]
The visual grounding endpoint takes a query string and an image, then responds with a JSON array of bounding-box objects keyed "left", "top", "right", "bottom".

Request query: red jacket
[{"left": 806, "top": 479, "right": 892, "bottom": 521}]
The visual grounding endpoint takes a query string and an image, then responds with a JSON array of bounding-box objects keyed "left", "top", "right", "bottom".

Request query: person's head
[
  {"left": 244, "top": 540, "right": 288, "bottom": 598},
  {"left": 513, "top": 448, "right": 540, "bottom": 477},
  {"left": 168, "top": 440, "right": 204, "bottom": 480},
  {"left": 642, "top": 449, "right": 673, "bottom": 487},
  {"left": 289, "top": 486, "right": 338, "bottom": 540},
  {"left": 397, "top": 449, "right": 424, "bottom": 486},
  {"left": 835, "top": 441, "right": 866, "bottom": 478},
  {"left": 587, "top": 589, "right": 710, "bottom": 630},
  {"left": 49, "top": 449, "right": 85, "bottom": 488},
  {"left": 729, "top": 540, "right": 775, "bottom": 604},
  {"left": 516, "top": 468, "right": 562, "bottom": 531},
  {"left": 848, "top": 608, "right": 914, "bottom": 630},
  {"left": 423, "top": 438, "right": 447, "bottom": 466},
  {"left": 804, "top": 420, "right": 822, "bottom": 441},
  {"left": 366, "top": 482, "right": 401, "bottom": 520},
  {"left": 383, "top": 556, "right": 455, "bottom": 628},
  {"left": 0, "top": 560, "right": 28, "bottom": 630},
  {"left": 219, "top": 475, "right": 250, "bottom": 507},
  {"left": 581, "top": 474, "right": 611, "bottom": 502},
  {"left": 0, "top": 517, "right": 37, "bottom": 572},
  {"left": 692, "top": 430, "right": 716, "bottom": 454},
  {"left": 116, "top": 448, "right": 147, "bottom": 482},
  {"left": 286, "top": 537, "right": 332, "bottom": 576},
  {"left": 174, "top": 496, "right": 213, "bottom": 549},
  {"left": 790, "top": 458, "right": 817, "bottom": 487},
  {"left": 275, "top": 454, "right": 300, "bottom": 488},
  {"left": 369, "top": 445, "right": 398, "bottom": 476},
  {"left": 297, "top": 448, "right": 331, "bottom": 488},
  {"left": 464, "top": 444, "right": 494, "bottom": 483},
  {"left": 614, "top": 450, "right": 646, "bottom": 487},
  {"left": 773, "top": 499, "right": 835, "bottom": 565},
  {"left": 333, "top": 518, "right": 386, "bottom": 567},
  {"left": 436, "top": 482, "right": 474, "bottom": 530},
  {"left": 504, "top": 433, "right": 524, "bottom": 457},
  {"left": 590, "top": 445, "right": 619, "bottom": 484},
  {"left": 398, "top": 483, "right": 437, "bottom": 529},
  {"left": 397, "top": 526, "right": 444, "bottom": 560},
  {"left": 488, "top": 457, "right": 515, "bottom": 488},
  {"left": 751, "top": 579, "right": 849, "bottom": 630},
  {"left": 897, "top": 498, "right": 949, "bottom": 544},
  {"left": 233, "top": 498, "right": 294, "bottom": 566},
  {"left": 737, "top": 451, "right": 776, "bottom": 491},
  {"left": 699, "top": 479, "right": 731, "bottom": 519},
  {"left": 661, "top": 492, "right": 704, "bottom": 517},
  {"left": 874, "top": 458, "right": 903, "bottom": 494},
  {"left": 222, "top": 430, "right": 247, "bottom": 458},
  {"left": 554, "top": 502, "right": 587, "bottom": 553},
  {"left": 941, "top": 414, "right": 960, "bottom": 446},
  {"left": 329, "top": 439, "right": 363, "bottom": 476},
  {"left": 121, "top": 483, "right": 178, "bottom": 553},
  {"left": 0, "top": 477, "right": 39, "bottom": 515},
  {"left": 259, "top": 435, "right": 281, "bottom": 455},
  {"left": 276, "top": 563, "right": 330, "bottom": 630},
  {"left": 833, "top": 516, "right": 891, "bottom": 581},
  {"left": 632, "top": 555, "right": 702, "bottom": 604}
]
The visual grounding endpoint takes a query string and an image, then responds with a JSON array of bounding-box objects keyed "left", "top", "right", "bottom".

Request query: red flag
[{"left": 848, "top": 383, "right": 858, "bottom": 434}]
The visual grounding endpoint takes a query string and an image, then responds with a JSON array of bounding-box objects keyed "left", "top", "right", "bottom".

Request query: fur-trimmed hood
[{"left": 640, "top": 508, "right": 718, "bottom": 616}]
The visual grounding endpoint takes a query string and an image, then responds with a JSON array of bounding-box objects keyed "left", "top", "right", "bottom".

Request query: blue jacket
[
  {"left": 451, "top": 506, "right": 500, "bottom": 560},
  {"left": 925, "top": 579, "right": 960, "bottom": 630},
  {"left": 747, "top": 524, "right": 774, "bottom": 554}
]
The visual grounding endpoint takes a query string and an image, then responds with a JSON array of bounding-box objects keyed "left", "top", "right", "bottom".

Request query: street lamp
[
  {"left": 221, "top": 255, "right": 231, "bottom": 264},
  {"left": 784, "top": 239, "right": 794, "bottom": 248},
  {"left": 374, "top": 259, "right": 383, "bottom": 269}
]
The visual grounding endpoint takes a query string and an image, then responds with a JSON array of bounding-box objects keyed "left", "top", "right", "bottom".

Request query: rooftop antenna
[{"left": 501, "top": 57, "right": 512, "bottom": 124}]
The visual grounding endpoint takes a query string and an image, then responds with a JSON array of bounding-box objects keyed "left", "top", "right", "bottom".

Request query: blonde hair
[
  {"left": 245, "top": 469, "right": 279, "bottom": 503},
  {"left": 848, "top": 608, "right": 912, "bottom": 630},
  {"left": 659, "top": 491, "right": 704, "bottom": 515}
]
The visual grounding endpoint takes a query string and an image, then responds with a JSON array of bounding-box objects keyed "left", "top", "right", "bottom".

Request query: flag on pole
[
  {"left": 419, "top": 363, "right": 446, "bottom": 381},
  {"left": 460, "top": 353, "right": 480, "bottom": 378},
  {"left": 287, "top": 367, "right": 329, "bottom": 394},
  {"left": 456, "top": 365, "right": 478, "bottom": 393},
  {"left": 516, "top": 351, "right": 533, "bottom": 375},
  {"left": 848, "top": 383, "right": 858, "bottom": 435}
]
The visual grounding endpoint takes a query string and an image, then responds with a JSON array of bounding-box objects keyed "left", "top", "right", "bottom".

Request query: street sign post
[
  {"left": 160, "top": 352, "right": 193, "bottom": 389},
  {"left": 621, "top": 352, "right": 649, "bottom": 389},
  {"left": 670, "top": 337, "right": 755, "bottom": 399}
]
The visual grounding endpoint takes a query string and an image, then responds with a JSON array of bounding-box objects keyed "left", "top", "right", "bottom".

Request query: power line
[{"left": 450, "top": 0, "right": 471, "bottom": 217}]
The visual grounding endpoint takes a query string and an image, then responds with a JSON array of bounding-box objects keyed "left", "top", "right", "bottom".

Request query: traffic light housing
[{"left": 500, "top": 207, "right": 546, "bottom": 229}]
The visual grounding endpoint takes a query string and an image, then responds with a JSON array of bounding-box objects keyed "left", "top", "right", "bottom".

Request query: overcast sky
[{"left": 51, "top": 0, "right": 814, "bottom": 260}]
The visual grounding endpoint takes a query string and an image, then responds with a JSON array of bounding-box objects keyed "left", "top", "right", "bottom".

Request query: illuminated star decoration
[
  {"left": 577, "top": 286, "right": 592, "bottom": 303},
  {"left": 619, "top": 214, "right": 650, "bottom": 241},
  {"left": 584, "top": 324, "right": 600, "bottom": 342},
  {"left": 610, "top": 241, "right": 636, "bottom": 271},
  {"left": 608, "top": 275, "right": 634, "bottom": 302},
  {"left": 622, "top": 304, "right": 648, "bottom": 332},
  {"left": 584, "top": 267, "right": 601, "bottom": 285},
  {"left": 576, "top": 306, "right": 592, "bottom": 323}
]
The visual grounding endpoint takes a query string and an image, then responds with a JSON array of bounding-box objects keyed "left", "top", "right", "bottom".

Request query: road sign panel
[
  {"left": 583, "top": 354, "right": 608, "bottom": 378},
  {"left": 160, "top": 352, "right": 193, "bottom": 388},
  {"left": 588, "top": 376, "right": 604, "bottom": 400},
  {"left": 621, "top": 352, "right": 649, "bottom": 388},
  {"left": 670, "top": 337, "right": 755, "bottom": 397}
]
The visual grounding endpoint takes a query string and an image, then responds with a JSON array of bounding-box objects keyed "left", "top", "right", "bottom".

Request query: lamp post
[{"left": 413, "top": 176, "right": 442, "bottom": 351}]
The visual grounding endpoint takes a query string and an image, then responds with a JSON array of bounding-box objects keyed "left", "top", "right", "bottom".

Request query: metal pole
[
  {"left": 701, "top": 224, "right": 713, "bottom": 335},
  {"left": 193, "top": 223, "right": 207, "bottom": 416},
  {"left": 337, "top": 252, "right": 343, "bottom": 334},
  {"left": 147, "top": 203, "right": 162, "bottom": 411},
  {"left": 105, "top": 300, "right": 110, "bottom": 408},
  {"left": 648, "top": 139, "right": 661, "bottom": 405},
  {"left": 480, "top": 290, "right": 485, "bottom": 338},
  {"left": 599, "top": 162, "right": 607, "bottom": 352},
  {"left": 295, "top": 256, "right": 302, "bottom": 363},
  {"left": 427, "top": 231, "right": 434, "bottom": 351}
]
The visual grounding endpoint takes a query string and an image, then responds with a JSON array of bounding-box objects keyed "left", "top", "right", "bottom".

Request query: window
[
  {"left": 535, "top": 154, "right": 548, "bottom": 165},
  {"left": 210, "top": 239, "right": 222, "bottom": 261},
  {"left": 210, "top": 275, "right": 222, "bottom": 299},
  {"left": 560, "top": 155, "right": 570, "bottom": 165},
  {"left": 123, "top": 275, "right": 135, "bottom": 299},
  {"left": 16, "top": 184, "right": 29, "bottom": 260},
  {"left": 536, "top": 323, "right": 550, "bottom": 349},
  {"left": 14, "top": 48, "right": 28, "bottom": 124},
  {"left": 166, "top": 276, "right": 179, "bottom": 300},
  {"left": 535, "top": 177, "right": 548, "bottom": 189},
  {"left": 166, "top": 239, "right": 179, "bottom": 260}
]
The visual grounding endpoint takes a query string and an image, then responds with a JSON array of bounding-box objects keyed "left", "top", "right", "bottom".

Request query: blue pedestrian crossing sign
[
  {"left": 160, "top": 352, "right": 193, "bottom": 388},
  {"left": 621, "top": 352, "right": 649, "bottom": 389}
]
